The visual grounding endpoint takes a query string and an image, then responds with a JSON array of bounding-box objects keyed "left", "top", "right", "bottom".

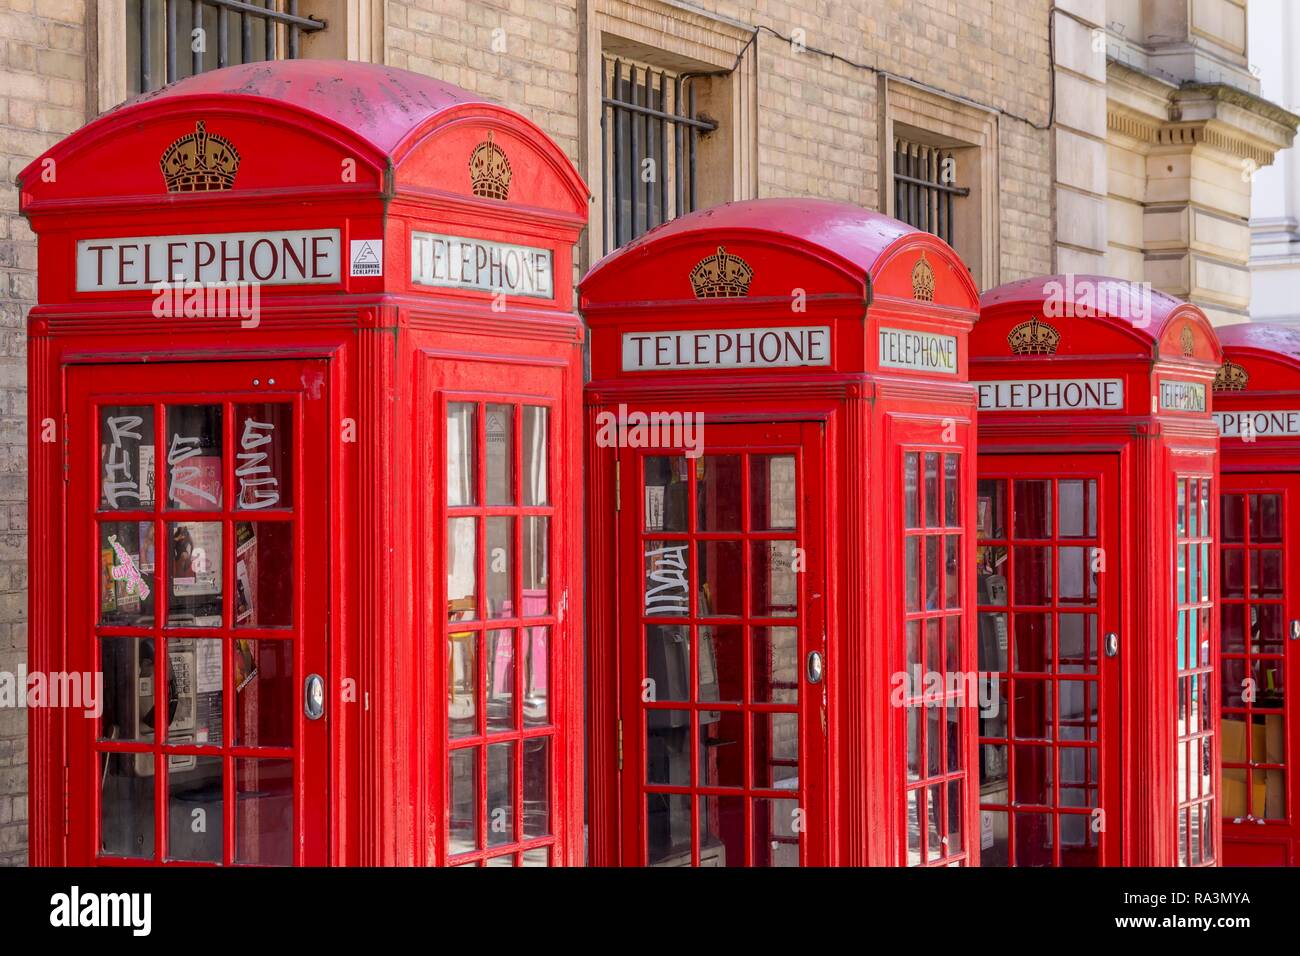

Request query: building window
[
  {"left": 893, "top": 138, "right": 970, "bottom": 249},
  {"left": 127, "top": 0, "right": 326, "bottom": 95},
  {"left": 600, "top": 56, "right": 718, "bottom": 254}
]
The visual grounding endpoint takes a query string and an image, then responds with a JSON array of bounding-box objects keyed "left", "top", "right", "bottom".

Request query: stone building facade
[{"left": 0, "top": 0, "right": 1294, "bottom": 864}]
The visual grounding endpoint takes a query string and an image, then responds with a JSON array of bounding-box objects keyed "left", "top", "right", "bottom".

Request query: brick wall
[{"left": 0, "top": 0, "right": 90, "bottom": 867}]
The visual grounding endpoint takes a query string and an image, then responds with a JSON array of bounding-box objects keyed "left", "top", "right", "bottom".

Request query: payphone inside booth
[
  {"left": 21, "top": 60, "right": 588, "bottom": 867},
  {"left": 1211, "top": 322, "right": 1300, "bottom": 866},
  {"left": 970, "top": 276, "right": 1222, "bottom": 867},
  {"left": 582, "top": 199, "right": 983, "bottom": 867}
]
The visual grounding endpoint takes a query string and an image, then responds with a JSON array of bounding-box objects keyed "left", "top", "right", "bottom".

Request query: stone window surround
[{"left": 878, "top": 75, "right": 1000, "bottom": 291}]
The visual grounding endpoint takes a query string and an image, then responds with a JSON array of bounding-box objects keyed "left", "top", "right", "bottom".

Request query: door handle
[
  {"left": 304, "top": 673, "right": 325, "bottom": 720},
  {"left": 1104, "top": 632, "right": 1119, "bottom": 658},
  {"left": 806, "top": 650, "right": 824, "bottom": 684},
  {"left": 1290, "top": 620, "right": 1300, "bottom": 641}
]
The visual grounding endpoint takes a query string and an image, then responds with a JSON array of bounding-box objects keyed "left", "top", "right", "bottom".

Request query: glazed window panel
[
  {"left": 1178, "top": 477, "right": 1216, "bottom": 865},
  {"left": 902, "top": 449, "right": 968, "bottom": 866},
  {"left": 1220, "top": 490, "right": 1286, "bottom": 828},
  {"left": 444, "top": 397, "right": 557, "bottom": 865}
]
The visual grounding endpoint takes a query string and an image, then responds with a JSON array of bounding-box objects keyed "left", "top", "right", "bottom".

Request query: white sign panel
[
  {"left": 977, "top": 378, "right": 1124, "bottom": 411},
  {"left": 410, "top": 231, "right": 553, "bottom": 299},
  {"left": 76, "top": 229, "right": 341, "bottom": 291},
  {"left": 622, "top": 326, "right": 831, "bottom": 372},
  {"left": 349, "top": 239, "right": 383, "bottom": 277},
  {"left": 1159, "top": 380, "right": 1206, "bottom": 413},
  {"left": 1215, "top": 410, "right": 1300, "bottom": 438},
  {"left": 878, "top": 326, "right": 958, "bottom": 375}
]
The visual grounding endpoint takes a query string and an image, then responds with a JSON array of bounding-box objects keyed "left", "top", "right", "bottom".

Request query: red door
[
  {"left": 617, "top": 421, "right": 827, "bottom": 866},
  {"left": 975, "top": 454, "right": 1122, "bottom": 865},
  {"left": 1220, "top": 473, "right": 1300, "bottom": 865},
  {"left": 66, "top": 360, "right": 329, "bottom": 866}
]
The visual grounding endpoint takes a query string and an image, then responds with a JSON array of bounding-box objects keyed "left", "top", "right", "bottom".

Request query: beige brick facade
[{"left": 0, "top": 0, "right": 1294, "bottom": 865}]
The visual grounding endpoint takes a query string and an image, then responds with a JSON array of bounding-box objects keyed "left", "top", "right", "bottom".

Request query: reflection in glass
[
  {"left": 753, "top": 712, "right": 798, "bottom": 789},
  {"left": 1013, "top": 480, "right": 1051, "bottom": 538},
  {"left": 166, "top": 637, "right": 224, "bottom": 747},
  {"left": 753, "top": 626, "right": 798, "bottom": 704},
  {"left": 486, "top": 516, "right": 514, "bottom": 618},
  {"left": 448, "top": 632, "right": 476, "bottom": 738},
  {"left": 166, "top": 405, "right": 223, "bottom": 510},
  {"left": 234, "top": 522, "right": 293, "bottom": 628},
  {"left": 100, "top": 637, "right": 156, "bottom": 743},
  {"left": 751, "top": 540, "right": 796, "bottom": 617},
  {"left": 167, "top": 755, "right": 223, "bottom": 862},
  {"left": 485, "top": 404, "right": 514, "bottom": 506},
  {"left": 522, "top": 406, "right": 549, "bottom": 506},
  {"left": 101, "top": 751, "right": 155, "bottom": 859},
  {"left": 167, "top": 521, "right": 223, "bottom": 626},
  {"left": 447, "top": 403, "right": 476, "bottom": 507},
  {"left": 751, "top": 454, "right": 797, "bottom": 531},
  {"left": 486, "top": 629, "right": 515, "bottom": 733},
  {"left": 447, "top": 517, "right": 477, "bottom": 621},
  {"left": 753, "top": 797, "right": 799, "bottom": 867},
  {"left": 944, "top": 454, "right": 960, "bottom": 527},
  {"left": 643, "top": 456, "right": 687, "bottom": 532},
  {"left": 486, "top": 741, "right": 515, "bottom": 847},
  {"left": 700, "top": 624, "right": 742, "bottom": 704},
  {"left": 697, "top": 455, "right": 742, "bottom": 531},
  {"left": 904, "top": 453, "right": 919, "bottom": 529},
  {"left": 523, "top": 736, "right": 551, "bottom": 838},
  {"left": 924, "top": 453, "right": 940, "bottom": 527},
  {"left": 523, "top": 626, "right": 549, "bottom": 727},
  {"left": 647, "top": 793, "right": 691, "bottom": 865},
  {"left": 449, "top": 748, "right": 477, "bottom": 855},
  {"left": 646, "top": 624, "right": 689, "bottom": 702},
  {"left": 646, "top": 709, "right": 691, "bottom": 786},
  {"left": 697, "top": 539, "right": 742, "bottom": 616},
  {"left": 234, "top": 758, "right": 293, "bottom": 866},
  {"left": 100, "top": 405, "right": 156, "bottom": 510},
  {"left": 701, "top": 794, "right": 745, "bottom": 867},
  {"left": 233, "top": 639, "right": 292, "bottom": 748},
  {"left": 100, "top": 521, "right": 156, "bottom": 626},
  {"left": 523, "top": 516, "right": 549, "bottom": 614},
  {"left": 700, "top": 710, "right": 744, "bottom": 788}
]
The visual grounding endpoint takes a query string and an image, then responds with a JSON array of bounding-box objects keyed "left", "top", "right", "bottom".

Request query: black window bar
[
  {"left": 893, "top": 139, "right": 970, "bottom": 248},
  {"left": 137, "top": 0, "right": 326, "bottom": 94},
  {"left": 601, "top": 56, "right": 718, "bottom": 254}
]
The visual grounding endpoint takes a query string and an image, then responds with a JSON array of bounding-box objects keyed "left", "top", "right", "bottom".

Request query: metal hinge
[
  {"left": 617, "top": 719, "right": 623, "bottom": 771},
  {"left": 62, "top": 416, "right": 70, "bottom": 480},
  {"left": 614, "top": 460, "right": 621, "bottom": 512}
]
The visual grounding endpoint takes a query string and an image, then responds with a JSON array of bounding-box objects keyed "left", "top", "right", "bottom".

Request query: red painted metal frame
[
  {"left": 19, "top": 61, "right": 589, "bottom": 866},
  {"left": 971, "top": 276, "right": 1223, "bottom": 866},
  {"left": 581, "top": 199, "right": 981, "bottom": 865},
  {"left": 1213, "top": 323, "right": 1300, "bottom": 865}
]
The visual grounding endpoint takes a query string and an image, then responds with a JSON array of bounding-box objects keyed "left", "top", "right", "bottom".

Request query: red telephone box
[
  {"left": 19, "top": 60, "right": 588, "bottom": 867},
  {"left": 581, "top": 198, "right": 982, "bottom": 866},
  {"left": 1211, "top": 322, "right": 1300, "bottom": 866},
  {"left": 970, "top": 276, "right": 1222, "bottom": 866}
]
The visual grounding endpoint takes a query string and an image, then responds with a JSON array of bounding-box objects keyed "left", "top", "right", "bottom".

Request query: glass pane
[
  {"left": 646, "top": 624, "right": 689, "bottom": 702},
  {"left": 234, "top": 521, "right": 293, "bottom": 628},
  {"left": 1221, "top": 494, "right": 1244, "bottom": 543},
  {"left": 100, "top": 405, "right": 156, "bottom": 510},
  {"left": 485, "top": 404, "right": 514, "bottom": 506},
  {"left": 1014, "top": 682, "right": 1053, "bottom": 740},
  {"left": 522, "top": 516, "right": 549, "bottom": 615},
  {"left": 449, "top": 632, "right": 476, "bottom": 738},
  {"left": 1013, "top": 747, "right": 1053, "bottom": 805},
  {"left": 751, "top": 454, "right": 797, "bottom": 531},
  {"left": 1014, "top": 614, "right": 1050, "bottom": 672},
  {"left": 643, "top": 456, "right": 687, "bottom": 532},
  {"left": 753, "top": 626, "right": 798, "bottom": 704},
  {"left": 701, "top": 794, "right": 745, "bottom": 867},
  {"left": 234, "top": 403, "right": 292, "bottom": 510},
  {"left": 486, "top": 741, "right": 515, "bottom": 847},
  {"left": 100, "top": 521, "right": 157, "bottom": 626},
  {"left": 753, "top": 712, "right": 798, "bottom": 788},
  {"left": 697, "top": 455, "right": 741, "bottom": 531},
  {"left": 166, "top": 637, "right": 223, "bottom": 746},
  {"left": 700, "top": 625, "right": 742, "bottom": 704},
  {"left": 486, "top": 629, "right": 515, "bottom": 733},
  {"left": 1251, "top": 494, "right": 1282, "bottom": 542},
  {"left": 449, "top": 748, "right": 477, "bottom": 854},
  {"left": 752, "top": 797, "right": 799, "bottom": 867},
  {"left": 700, "top": 710, "right": 744, "bottom": 788},
  {"left": 907, "top": 706, "right": 921, "bottom": 780},
  {"left": 982, "top": 810, "right": 1009, "bottom": 866},
  {"left": 925, "top": 535, "right": 940, "bottom": 610},
  {"left": 924, "top": 453, "right": 940, "bottom": 526},
  {"left": 1059, "top": 614, "right": 1097, "bottom": 673},
  {"left": 698, "top": 539, "right": 743, "bottom": 616},
  {"left": 1221, "top": 549, "right": 1245, "bottom": 599},
  {"left": 100, "top": 751, "right": 155, "bottom": 859},
  {"left": 447, "top": 403, "right": 476, "bottom": 507},
  {"left": 978, "top": 613, "right": 1008, "bottom": 671},
  {"left": 447, "top": 517, "right": 477, "bottom": 621},
  {"left": 522, "top": 406, "right": 549, "bottom": 506},
  {"left": 977, "top": 479, "right": 1006, "bottom": 539},
  {"left": 1058, "top": 680, "right": 1097, "bottom": 742},
  {"left": 1058, "top": 480, "right": 1096, "bottom": 538},
  {"left": 1058, "top": 546, "right": 1096, "bottom": 606},
  {"left": 927, "top": 782, "right": 943, "bottom": 861},
  {"left": 1013, "top": 480, "right": 1051, "bottom": 538},
  {"left": 166, "top": 405, "right": 222, "bottom": 510},
  {"left": 751, "top": 540, "right": 796, "bottom": 617},
  {"left": 100, "top": 637, "right": 156, "bottom": 743},
  {"left": 523, "top": 625, "right": 548, "bottom": 727},
  {"left": 644, "top": 540, "right": 690, "bottom": 617},
  {"left": 647, "top": 793, "right": 691, "bottom": 865},
  {"left": 234, "top": 758, "right": 293, "bottom": 866},
  {"left": 906, "top": 789, "right": 922, "bottom": 864},
  {"left": 521, "top": 847, "right": 549, "bottom": 867},
  {"left": 233, "top": 639, "right": 292, "bottom": 747},
  {"left": 944, "top": 454, "right": 960, "bottom": 527},
  {"left": 486, "top": 516, "right": 514, "bottom": 619},
  {"left": 167, "top": 755, "right": 223, "bottom": 862},
  {"left": 167, "top": 521, "right": 223, "bottom": 627},
  {"left": 905, "top": 537, "right": 920, "bottom": 612},
  {"left": 1013, "top": 547, "right": 1052, "bottom": 605},
  {"left": 1252, "top": 550, "right": 1283, "bottom": 598},
  {"left": 523, "top": 736, "right": 551, "bottom": 838},
  {"left": 944, "top": 534, "right": 960, "bottom": 608},
  {"left": 904, "top": 453, "right": 920, "bottom": 530},
  {"left": 646, "top": 708, "right": 691, "bottom": 785}
]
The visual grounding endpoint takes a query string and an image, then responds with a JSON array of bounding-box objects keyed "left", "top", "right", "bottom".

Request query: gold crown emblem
[
  {"left": 469, "top": 131, "right": 512, "bottom": 200},
  {"left": 1007, "top": 315, "right": 1060, "bottom": 355},
  {"left": 912, "top": 251, "right": 935, "bottom": 302},
  {"left": 160, "top": 121, "right": 239, "bottom": 193},
  {"left": 1180, "top": 324, "right": 1195, "bottom": 356},
  {"left": 1213, "top": 360, "right": 1249, "bottom": 392},
  {"left": 689, "top": 246, "right": 754, "bottom": 298}
]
